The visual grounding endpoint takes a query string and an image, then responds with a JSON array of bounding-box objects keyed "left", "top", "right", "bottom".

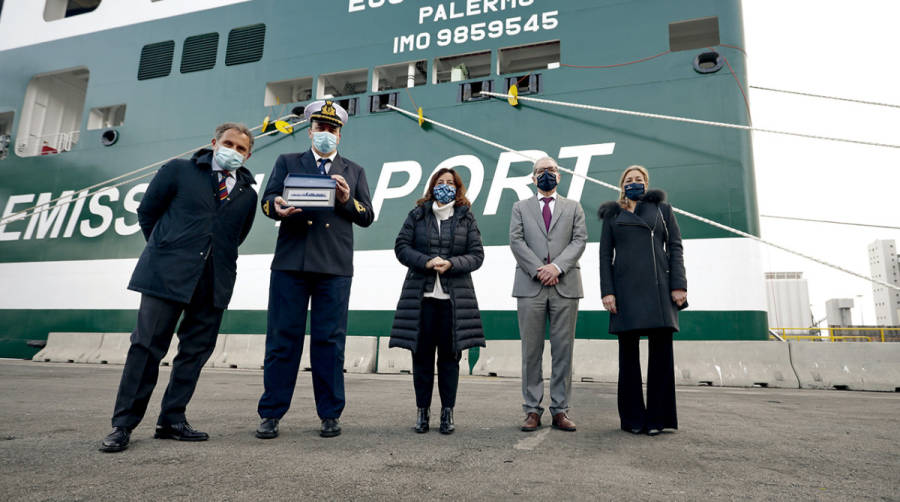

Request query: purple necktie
[{"left": 541, "top": 197, "right": 553, "bottom": 231}]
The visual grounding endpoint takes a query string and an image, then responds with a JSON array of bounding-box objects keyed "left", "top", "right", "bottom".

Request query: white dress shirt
[
  {"left": 211, "top": 156, "right": 236, "bottom": 193},
  {"left": 537, "top": 191, "right": 562, "bottom": 274},
  {"left": 313, "top": 150, "right": 338, "bottom": 174}
]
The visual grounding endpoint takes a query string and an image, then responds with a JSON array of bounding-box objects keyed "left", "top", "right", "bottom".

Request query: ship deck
[{"left": 0, "top": 359, "right": 897, "bottom": 500}]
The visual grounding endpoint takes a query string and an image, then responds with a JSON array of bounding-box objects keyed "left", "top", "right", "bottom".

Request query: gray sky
[{"left": 743, "top": 0, "right": 900, "bottom": 325}]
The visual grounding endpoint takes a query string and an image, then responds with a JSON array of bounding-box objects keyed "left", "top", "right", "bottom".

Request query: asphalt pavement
[{"left": 0, "top": 360, "right": 897, "bottom": 501}]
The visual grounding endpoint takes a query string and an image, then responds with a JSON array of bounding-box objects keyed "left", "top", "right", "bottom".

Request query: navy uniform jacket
[
  {"left": 261, "top": 150, "right": 374, "bottom": 276},
  {"left": 128, "top": 149, "right": 258, "bottom": 309}
]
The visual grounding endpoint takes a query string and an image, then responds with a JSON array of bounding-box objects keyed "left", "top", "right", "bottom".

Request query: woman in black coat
[
  {"left": 598, "top": 165, "right": 687, "bottom": 436},
  {"left": 390, "top": 168, "right": 486, "bottom": 434}
]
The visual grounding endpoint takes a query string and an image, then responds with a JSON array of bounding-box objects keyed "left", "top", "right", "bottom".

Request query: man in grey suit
[{"left": 509, "top": 156, "right": 587, "bottom": 432}]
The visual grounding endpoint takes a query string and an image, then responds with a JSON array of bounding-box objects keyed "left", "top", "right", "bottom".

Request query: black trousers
[
  {"left": 412, "top": 298, "right": 461, "bottom": 409},
  {"left": 111, "top": 259, "right": 224, "bottom": 429},
  {"left": 617, "top": 329, "right": 678, "bottom": 431}
]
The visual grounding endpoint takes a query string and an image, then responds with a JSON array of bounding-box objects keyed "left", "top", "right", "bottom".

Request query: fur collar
[
  {"left": 597, "top": 189, "right": 667, "bottom": 220},
  {"left": 643, "top": 189, "right": 667, "bottom": 204},
  {"left": 597, "top": 201, "right": 621, "bottom": 219}
]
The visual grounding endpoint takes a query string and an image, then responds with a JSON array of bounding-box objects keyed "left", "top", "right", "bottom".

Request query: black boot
[
  {"left": 439, "top": 407, "right": 454, "bottom": 435},
  {"left": 415, "top": 408, "right": 430, "bottom": 433}
]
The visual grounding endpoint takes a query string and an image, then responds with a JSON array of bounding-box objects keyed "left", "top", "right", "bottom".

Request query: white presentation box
[{"left": 283, "top": 174, "right": 336, "bottom": 209}]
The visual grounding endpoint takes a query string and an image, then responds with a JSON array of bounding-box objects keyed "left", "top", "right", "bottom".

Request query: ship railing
[
  {"left": 769, "top": 327, "right": 900, "bottom": 342},
  {"left": 18, "top": 131, "right": 81, "bottom": 156}
]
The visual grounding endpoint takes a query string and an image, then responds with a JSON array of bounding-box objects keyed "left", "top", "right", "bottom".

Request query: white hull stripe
[{"left": 0, "top": 238, "right": 767, "bottom": 311}]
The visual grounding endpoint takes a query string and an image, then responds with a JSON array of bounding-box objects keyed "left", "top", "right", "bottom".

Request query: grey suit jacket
[{"left": 509, "top": 194, "right": 587, "bottom": 298}]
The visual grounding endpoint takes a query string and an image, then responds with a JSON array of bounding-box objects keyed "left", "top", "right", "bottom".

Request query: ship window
[
  {"left": 316, "top": 69, "right": 368, "bottom": 99},
  {"left": 225, "top": 23, "right": 266, "bottom": 66},
  {"left": 505, "top": 73, "right": 542, "bottom": 95},
  {"left": 433, "top": 51, "right": 490, "bottom": 84},
  {"left": 497, "top": 40, "right": 560, "bottom": 74},
  {"left": 87, "top": 104, "right": 126, "bottom": 130},
  {"left": 15, "top": 68, "right": 89, "bottom": 158},
  {"left": 335, "top": 98, "right": 359, "bottom": 117},
  {"left": 369, "top": 92, "right": 398, "bottom": 113},
  {"left": 137, "top": 41, "right": 175, "bottom": 80},
  {"left": 669, "top": 16, "right": 720, "bottom": 52},
  {"left": 0, "top": 112, "right": 13, "bottom": 161},
  {"left": 458, "top": 80, "right": 493, "bottom": 102},
  {"left": 265, "top": 77, "right": 313, "bottom": 106},
  {"left": 44, "top": 0, "right": 101, "bottom": 21},
  {"left": 372, "top": 60, "right": 427, "bottom": 92},
  {"left": 181, "top": 32, "right": 219, "bottom": 74}
]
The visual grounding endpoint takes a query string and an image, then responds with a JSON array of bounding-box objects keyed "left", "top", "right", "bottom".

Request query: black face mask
[
  {"left": 624, "top": 182, "right": 645, "bottom": 201},
  {"left": 536, "top": 171, "right": 558, "bottom": 191}
]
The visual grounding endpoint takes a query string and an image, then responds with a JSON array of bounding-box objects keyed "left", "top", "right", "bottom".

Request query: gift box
[{"left": 282, "top": 174, "right": 336, "bottom": 209}]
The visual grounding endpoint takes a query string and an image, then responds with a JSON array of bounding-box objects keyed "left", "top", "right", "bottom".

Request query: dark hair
[
  {"left": 215, "top": 122, "right": 254, "bottom": 150},
  {"left": 416, "top": 168, "right": 471, "bottom": 207}
]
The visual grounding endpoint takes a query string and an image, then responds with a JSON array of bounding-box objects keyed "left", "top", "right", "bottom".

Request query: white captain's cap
[{"left": 304, "top": 100, "right": 348, "bottom": 128}]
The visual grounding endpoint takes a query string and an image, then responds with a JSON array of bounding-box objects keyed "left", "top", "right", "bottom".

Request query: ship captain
[{"left": 255, "top": 100, "right": 374, "bottom": 439}]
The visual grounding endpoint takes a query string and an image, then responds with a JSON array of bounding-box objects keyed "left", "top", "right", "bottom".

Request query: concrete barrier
[
  {"left": 572, "top": 339, "right": 646, "bottom": 383},
  {"left": 160, "top": 337, "right": 178, "bottom": 366},
  {"left": 87, "top": 333, "right": 132, "bottom": 365},
  {"left": 214, "top": 334, "right": 266, "bottom": 369},
  {"left": 673, "top": 341, "right": 799, "bottom": 388},
  {"left": 376, "top": 337, "right": 411, "bottom": 374},
  {"left": 790, "top": 341, "right": 900, "bottom": 392},
  {"left": 299, "top": 335, "right": 312, "bottom": 371},
  {"left": 471, "top": 340, "right": 552, "bottom": 378},
  {"left": 33, "top": 332, "right": 104, "bottom": 363},
  {"left": 374, "top": 337, "right": 475, "bottom": 375},
  {"left": 344, "top": 336, "right": 377, "bottom": 373},
  {"left": 160, "top": 335, "right": 226, "bottom": 368}
]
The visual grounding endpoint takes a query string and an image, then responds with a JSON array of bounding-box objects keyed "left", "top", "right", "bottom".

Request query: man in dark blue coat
[
  {"left": 255, "top": 100, "right": 374, "bottom": 439},
  {"left": 99, "top": 123, "right": 258, "bottom": 452}
]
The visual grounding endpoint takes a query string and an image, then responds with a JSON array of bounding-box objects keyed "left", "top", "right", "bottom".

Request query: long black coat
[
  {"left": 390, "top": 202, "right": 486, "bottom": 353},
  {"left": 128, "top": 149, "right": 257, "bottom": 309},
  {"left": 260, "top": 150, "right": 374, "bottom": 276},
  {"left": 598, "top": 189, "right": 687, "bottom": 334}
]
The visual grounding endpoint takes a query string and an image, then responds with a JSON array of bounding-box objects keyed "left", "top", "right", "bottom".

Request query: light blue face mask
[
  {"left": 312, "top": 131, "right": 338, "bottom": 154},
  {"left": 214, "top": 146, "right": 244, "bottom": 170}
]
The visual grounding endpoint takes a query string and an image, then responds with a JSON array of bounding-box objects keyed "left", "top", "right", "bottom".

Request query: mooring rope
[
  {"left": 749, "top": 86, "right": 900, "bottom": 109},
  {"left": 385, "top": 103, "right": 900, "bottom": 292},
  {"left": 0, "top": 116, "right": 307, "bottom": 226},
  {"left": 479, "top": 91, "right": 900, "bottom": 150}
]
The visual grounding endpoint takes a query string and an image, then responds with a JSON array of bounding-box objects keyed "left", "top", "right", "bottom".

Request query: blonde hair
[{"left": 617, "top": 165, "right": 649, "bottom": 206}]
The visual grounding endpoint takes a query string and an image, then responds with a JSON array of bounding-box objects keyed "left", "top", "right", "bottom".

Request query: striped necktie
[{"left": 217, "top": 170, "right": 232, "bottom": 201}]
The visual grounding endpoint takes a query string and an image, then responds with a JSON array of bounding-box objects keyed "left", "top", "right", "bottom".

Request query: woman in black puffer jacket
[
  {"left": 390, "top": 168, "right": 486, "bottom": 435},
  {"left": 598, "top": 165, "right": 687, "bottom": 437}
]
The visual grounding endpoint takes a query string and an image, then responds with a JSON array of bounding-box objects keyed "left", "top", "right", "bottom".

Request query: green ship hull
[{"left": 0, "top": 0, "right": 766, "bottom": 359}]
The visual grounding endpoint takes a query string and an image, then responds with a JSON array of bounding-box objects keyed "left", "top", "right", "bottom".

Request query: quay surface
[{"left": 0, "top": 360, "right": 897, "bottom": 501}]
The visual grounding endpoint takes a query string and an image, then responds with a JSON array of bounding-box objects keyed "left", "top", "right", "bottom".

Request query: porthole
[
  {"left": 101, "top": 129, "right": 118, "bottom": 146},
  {"left": 693, "top": 51, "right": 723, "bottom": 74}
]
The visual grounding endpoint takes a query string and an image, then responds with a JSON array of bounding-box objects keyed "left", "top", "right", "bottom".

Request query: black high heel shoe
[{"left": 415, "top": 408, "right": 430, "bottom": 433}]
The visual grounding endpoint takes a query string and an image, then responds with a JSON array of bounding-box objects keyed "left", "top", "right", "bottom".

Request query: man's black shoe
[
  {"left": 256, "top": 418, "right": 279, "bottom": 439},
  {"left": 320, "top": 418, "right": 341, "bottom": 438},
  {"left": 154, "top": 421, "right": 209, "bottom": 441},
  {"left": 99, "top": 427, "right": 130, "bottom": 453}
]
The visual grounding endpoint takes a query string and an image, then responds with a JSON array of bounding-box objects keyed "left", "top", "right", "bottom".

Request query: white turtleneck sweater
[{"left": 423, "top": 201, "right": 454, "bottom": 300}]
